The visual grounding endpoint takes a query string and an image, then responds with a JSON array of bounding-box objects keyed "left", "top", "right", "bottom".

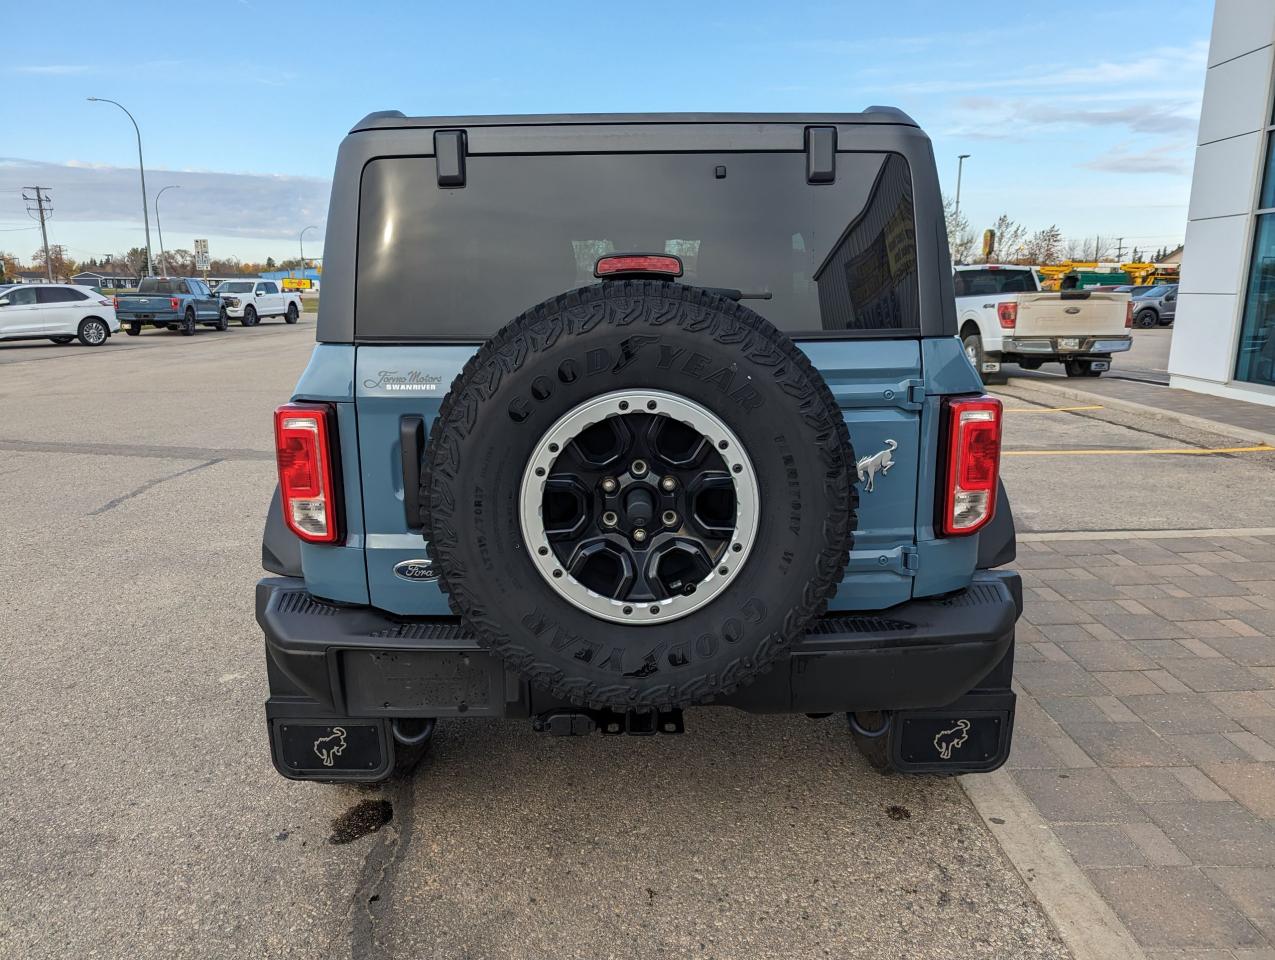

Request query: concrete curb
[
  {"left": 1000, "top": 378, "right": 1275, "bottom": 448},
  {"left": 961, "top": 768, "right": 1147, "bottom": 960},
  {"left": 1020, "top": 526, "right": 1275, "bottom": 542}
]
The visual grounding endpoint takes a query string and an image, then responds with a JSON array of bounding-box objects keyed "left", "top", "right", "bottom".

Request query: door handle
[{"left": 400, "top": 415, "right": 426, "bottom": 530}]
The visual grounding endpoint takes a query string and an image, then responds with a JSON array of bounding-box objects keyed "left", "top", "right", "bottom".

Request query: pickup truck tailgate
[
  {"left": 1015, "top": 292, "right": 1129, "bottom": 337},
  {"left": 116, "top": 296, "right": 175, "bottom": 314}
]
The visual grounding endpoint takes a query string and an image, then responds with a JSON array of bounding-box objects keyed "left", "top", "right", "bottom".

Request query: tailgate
[
  {"left": 1015, "top": 292, "right": 1129, "bottom": 337},
  {"left": 117, "top": 296, "right": 175, "bottom": 315},
  {"left": 354, "top": 342, "right": 925, "bottom": 616}
]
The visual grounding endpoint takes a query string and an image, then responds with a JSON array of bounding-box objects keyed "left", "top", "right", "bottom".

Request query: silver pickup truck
[{"left": 954, "top": 265, "right": 1133, "bottom": 379}]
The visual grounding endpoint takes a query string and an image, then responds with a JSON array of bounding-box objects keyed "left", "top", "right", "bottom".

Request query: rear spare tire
[{"left": 421, "top": 281, "right": 857, "bottom": 710}]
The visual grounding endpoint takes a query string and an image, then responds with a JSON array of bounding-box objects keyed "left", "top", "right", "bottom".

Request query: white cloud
[
  {"left": 1080, "top": 143, "right": 1193, "bottom": 176},
  {"left": 10, "top": 64, "right": 90, "bottom": 76},
  {"left": 0, "top": 158, "right": 329, "bottom": 241}
]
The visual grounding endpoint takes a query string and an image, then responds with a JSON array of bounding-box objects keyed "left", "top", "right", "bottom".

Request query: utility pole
[
  {"left": 23, "top": 186, "right": 54, "bottom": 281},
  {"left": 300, "top": 225, "right": 317, "bottom": 284},
  {"left": 155, "top": 185, "right": 180, "bottom": 276},
  {"left": 954, "top": 154, "right": 971, "bottom": 223},
  {"left": 1115, "top": 237, "right": 1124, "bottom": 263},
  {"left": 87, "top": 98, "right": 154, "bottom": 276}
]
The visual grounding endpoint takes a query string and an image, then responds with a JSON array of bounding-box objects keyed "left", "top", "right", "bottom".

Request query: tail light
[
  {"left": 112, "top": 295, "right": 119, "bottom": 309},
  {"left": 996, "top": 302, "right": 1017, "bottom": 329},
  {"left": 274, "top": 403, "right": 342, "bottom": 544},
  {"left": 942, "top": 396, "right": 1002, "bottom": 536},
  {"left": 170, "top": 297, "right": 180, "bottom": 311},
  {"left": 1125, "top": 301, "right": 1133, "bottom": 328},
  {"left": 594, "top": 254, "right": 684, "bottom": 278}
]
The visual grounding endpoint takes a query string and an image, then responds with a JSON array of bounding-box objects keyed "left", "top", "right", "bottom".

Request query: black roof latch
[
  {"left": 805, "top": 126, "right": 836, "bottom": 184},
  {"left": 434, "top": 129, "right": 467, "bottom": 188}
]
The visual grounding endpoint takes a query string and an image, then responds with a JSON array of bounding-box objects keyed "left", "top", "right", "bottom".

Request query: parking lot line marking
[
  {"left": 1004, "top": 444, "right": 1275, "bottom": 457},
  {"left": 1004, "top": 404, "right": 1104, "bottom": 413}
]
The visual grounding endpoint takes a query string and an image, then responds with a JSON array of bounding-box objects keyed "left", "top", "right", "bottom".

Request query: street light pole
[
  {"left": 154, "top": 185, "right": 180, "bottom": 276},
  {"left": 954, "top": 154, "right": 971, "bottom": 223},
  {"left": 300, "top": 225, "right": 317, "bottom": 282},
  {"left": 87, "top": 97, "right": 153, "bottom": 277}
]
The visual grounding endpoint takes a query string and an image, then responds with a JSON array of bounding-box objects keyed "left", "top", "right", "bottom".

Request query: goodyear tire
[{"left": 421, "top": 281, "right": 856, "bottom": 711}]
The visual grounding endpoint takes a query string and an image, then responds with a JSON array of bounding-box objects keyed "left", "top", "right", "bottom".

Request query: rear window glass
[
  {"left": 953, "top": 269, "right": 1037, "bottom": 296},
  {"left": 138, "top": 278, "right": 187, "bottom": 294},
  {"left": 356, "top": 151, "right": 918, "bottom": 340}
]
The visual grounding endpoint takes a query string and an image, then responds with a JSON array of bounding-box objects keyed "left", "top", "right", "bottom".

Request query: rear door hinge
[
  {"left": 847, "top": 544, "right": 919, "bottom": 577},
  {"left": 906, "top": 381, "right": 927, "bottom": 407},
  {"left": 902, "top": 545, "right": 920, "bottom": 572}
]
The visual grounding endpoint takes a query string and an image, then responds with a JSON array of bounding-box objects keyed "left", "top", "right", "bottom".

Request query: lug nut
[
  {"left": 602, "top": 511, "right": 619, "bottom": 527},
  {"left": 661, "top": 475, "right": 676, "bottom": 491},
  {"left": 633, "top": 528, "right": 647, "bottom": 542},
  {"left": 662, "top": 510, "right": 678, "bottom": 527},
  {"left": 630, "top": 459, "right": 648, "bottom": 477},
  {"left": 601, "top": 477, "right": 618, "bottom": 493}
]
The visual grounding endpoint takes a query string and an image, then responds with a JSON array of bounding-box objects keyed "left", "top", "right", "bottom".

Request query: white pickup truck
[
  {"left": 954, "top": 265, "right": 1133, "bottom": 379},
  {"left": 214, "top": 279, "right": 302, "bottom": 327}
]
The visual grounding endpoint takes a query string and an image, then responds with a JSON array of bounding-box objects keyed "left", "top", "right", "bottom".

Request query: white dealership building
[{"left": 1169, "top": 0, "right": 1275, "bottom": 406}]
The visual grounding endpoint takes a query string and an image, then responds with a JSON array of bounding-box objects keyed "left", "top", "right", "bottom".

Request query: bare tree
[
  {"left": 943, "top": 194, "right": 976, "bottom": 263},
  {"left": 1022, "top": 225, "right": 1065, "bottom": 265},
  {"left": 983, "top": 214, "right": 1028, "bottom": 264}
]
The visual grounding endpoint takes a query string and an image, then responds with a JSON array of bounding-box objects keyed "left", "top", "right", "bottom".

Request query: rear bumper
[
  {"left": 1000, "top": 335, "right": 1131, "bottom": 355},
  {"left": 258, "top": 569, "right": 1021, "bottom": 721}
]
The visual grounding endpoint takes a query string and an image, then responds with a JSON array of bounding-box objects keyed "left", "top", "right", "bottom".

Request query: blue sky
[{"left": 2, "top": 0, "right": 1212, "bottom": 265}]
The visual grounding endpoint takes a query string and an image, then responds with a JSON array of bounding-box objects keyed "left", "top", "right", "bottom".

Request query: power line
[{"left": 22, "top": 186, "right": 54, "bottom": 282}]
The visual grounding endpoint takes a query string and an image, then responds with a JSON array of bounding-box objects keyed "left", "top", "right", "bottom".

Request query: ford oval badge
[{"left": 393, "top": 559, "right": 437, "bottom": 582}]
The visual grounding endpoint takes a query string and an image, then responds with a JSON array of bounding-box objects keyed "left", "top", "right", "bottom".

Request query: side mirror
[
  {"left": 0, "top": 297, "right": 9, "bottom": 307},
  {"left": 256, "top": 290, "right": 265, "bottom": 296}
]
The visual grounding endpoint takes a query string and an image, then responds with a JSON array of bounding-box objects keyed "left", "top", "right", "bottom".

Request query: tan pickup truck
[{"left": 953, "top": 265, "right": 1133, "bottom": 379}]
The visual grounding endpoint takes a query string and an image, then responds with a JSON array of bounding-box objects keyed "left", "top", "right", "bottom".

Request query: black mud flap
[
  {"left": 269, "top": 718, "right": 393, "bottom": 782},
  {"left": 889, "top": 690, "right": 1016, "bottom": 774}
]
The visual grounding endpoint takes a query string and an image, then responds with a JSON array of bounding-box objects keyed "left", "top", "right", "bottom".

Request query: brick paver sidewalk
[{"left": 1008, "top": 533, "right": 1275, "bottom": 959}]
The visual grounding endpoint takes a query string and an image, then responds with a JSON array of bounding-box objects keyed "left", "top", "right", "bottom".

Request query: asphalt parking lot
[{"left": 2, "top": 323, "right": 1273, "bottom": 959}]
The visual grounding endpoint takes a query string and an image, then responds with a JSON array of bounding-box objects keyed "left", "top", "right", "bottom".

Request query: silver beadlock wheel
[{"left": 519, "top": 389, "right": 759, "bottom": 625}]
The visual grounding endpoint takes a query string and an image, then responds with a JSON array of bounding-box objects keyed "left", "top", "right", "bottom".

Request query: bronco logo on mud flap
[
  {"left": 313, "top": 727, "right": 348, "bottom": 767},
  {"left": 933, "top": 719, "right": 971, "bottom": 760}
]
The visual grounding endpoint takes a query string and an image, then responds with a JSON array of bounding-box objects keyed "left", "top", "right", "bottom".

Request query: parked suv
[
  {"left": 216, "top": 280, "right": 301, "bottom": 326},
  {"left": 257, "top": 110, "right": 1021, "bottom": 782},
  {"left": 0, "top": 283, "right": 118, "bottom": 346}
]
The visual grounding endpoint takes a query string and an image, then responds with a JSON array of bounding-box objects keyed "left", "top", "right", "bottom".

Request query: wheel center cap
[{"left": 623, "top": 485, "right": 656, "bottom": 527}]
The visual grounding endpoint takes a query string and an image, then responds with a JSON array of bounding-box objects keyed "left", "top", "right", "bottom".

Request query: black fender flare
[
  {"left": 977, "top": 480, "right": 1016, "bottom": 569},
  {"left": 262, "top": 485, "right": 303, "bottom": 577}
]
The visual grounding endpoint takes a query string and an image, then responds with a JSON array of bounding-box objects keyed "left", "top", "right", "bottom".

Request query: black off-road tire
[
  {"left": 181, "top": 309, "right": 197, "bottom": 336},
  {"left": 126, "top": 323, "right": 141, "bottom": 336},
  {"left": 421, "top": 281, "right": 857, "bottom": 711},
  {"left": 216, "top": 307, "right": 230, "bottom": 332},
  {"left": 1135, "top": 309, "right": 1157, "bottom": 329},
  {"left": 243, "top": 305, "right": 258, "bottom": 327},
  {"left": 285, "top": 302, "right": 299, "bottom": 324}
]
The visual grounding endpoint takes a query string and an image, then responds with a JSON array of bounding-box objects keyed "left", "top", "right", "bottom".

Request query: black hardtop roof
[{"left": 350, "top": 106, "right": 917, "bottom": 133}]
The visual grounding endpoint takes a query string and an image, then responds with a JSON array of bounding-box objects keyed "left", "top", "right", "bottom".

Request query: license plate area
[
  {"left": 342, "top": 648, "right": 504, "bottom": 717},
  {"left": 1058, "top": 337, "right": 1080, "bottom": 350}
]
